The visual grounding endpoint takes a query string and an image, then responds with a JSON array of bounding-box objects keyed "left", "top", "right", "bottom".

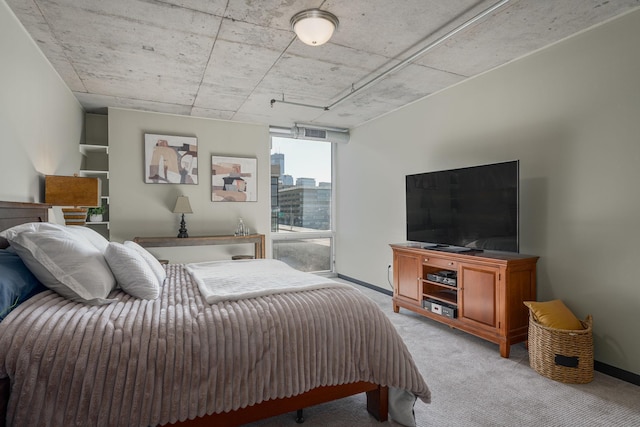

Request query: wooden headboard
[{"left": 0, "top": 201, "right": 51, "bottom": 248}]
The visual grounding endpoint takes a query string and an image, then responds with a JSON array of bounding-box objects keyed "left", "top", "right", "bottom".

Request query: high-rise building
[
  {"left": 296, "top": 177, "right": 316, "bottom": 188},
  {"left": 282, "top": 175, "right": 294, "bottom": 186},
  {"left": 271, "top": 153, "right": 284, "bottom": 174},
  {"left": 277, "top": 186, "right": 331, "bottom": 230},
  {"left": 270, "top": 153, "right": 331, "bottom": 232}
]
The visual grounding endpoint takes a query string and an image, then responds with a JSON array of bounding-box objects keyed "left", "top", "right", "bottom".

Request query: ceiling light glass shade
[{"left": 291, "top": 9, "right": 339, "bottom": 46}]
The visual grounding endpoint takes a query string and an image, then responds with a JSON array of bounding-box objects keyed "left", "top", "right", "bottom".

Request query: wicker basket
[{"left": 528, "top": 312, "right": 594, "bottom": 383}]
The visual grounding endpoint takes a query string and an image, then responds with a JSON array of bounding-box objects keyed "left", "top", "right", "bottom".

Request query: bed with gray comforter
[{"left": 0, "top": 260, "right": 430, "bottom": 426}]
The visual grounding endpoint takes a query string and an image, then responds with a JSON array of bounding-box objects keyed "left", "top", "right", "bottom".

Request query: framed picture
[
  {"left": 144, "top": 134, "right": 198, "bottom": 184},
  {"left": 211, "top": 156, "right": 257, "bottom": 202}
]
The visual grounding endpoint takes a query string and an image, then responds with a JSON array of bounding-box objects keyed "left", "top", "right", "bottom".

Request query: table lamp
[
  {"left": 173, "top": 195, "right": 193, "bottom": 238},
  {"left": 45, "top": 175, "right": 100, "bottom": 226}
]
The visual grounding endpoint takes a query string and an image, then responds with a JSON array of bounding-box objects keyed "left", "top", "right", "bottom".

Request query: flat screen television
[{"left": 406, "top": 160, "right": 519, "bottom": 253}]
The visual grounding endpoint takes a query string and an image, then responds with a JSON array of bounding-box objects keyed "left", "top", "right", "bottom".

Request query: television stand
[{"left": 390, "top": 243, "right": 538, "bottom": 358}]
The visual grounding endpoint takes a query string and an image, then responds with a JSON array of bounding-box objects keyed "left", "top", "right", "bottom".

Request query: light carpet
[{"left": 246, "top": 280, "right": 640, "bottom": 427}]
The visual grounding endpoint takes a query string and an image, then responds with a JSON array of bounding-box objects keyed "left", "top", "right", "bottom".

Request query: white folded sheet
[{"left": 186, "top": 258, "right": 351, "bottom": 304}]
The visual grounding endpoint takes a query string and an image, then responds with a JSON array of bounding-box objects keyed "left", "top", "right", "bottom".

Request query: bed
[{"left": 0, "top": 201, "right": 430, "bottom": 426}]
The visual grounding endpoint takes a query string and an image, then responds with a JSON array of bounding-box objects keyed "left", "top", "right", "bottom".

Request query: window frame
[{"left": 269, "top": 133, "right": 336, "bottom": 275}]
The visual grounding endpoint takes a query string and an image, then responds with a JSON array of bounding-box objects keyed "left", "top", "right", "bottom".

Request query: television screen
[{"left": 406, "top": 160, "right": 519, "bottom": 252}]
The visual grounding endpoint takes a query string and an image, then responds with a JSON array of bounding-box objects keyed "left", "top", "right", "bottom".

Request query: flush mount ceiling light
[{"left": 290, "top": 9, "right": 339, "bottom": 46}]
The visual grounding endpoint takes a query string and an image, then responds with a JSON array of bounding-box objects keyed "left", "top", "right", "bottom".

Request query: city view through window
[{"left": 270, "top": 136, "right": 332, "bottom": 272}]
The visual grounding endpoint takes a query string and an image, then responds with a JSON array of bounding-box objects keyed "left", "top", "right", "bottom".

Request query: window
[{"left": 270, "top": 136, "right": 333, "bottom": 273}]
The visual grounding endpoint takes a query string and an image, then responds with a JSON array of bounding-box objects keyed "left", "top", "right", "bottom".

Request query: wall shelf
[
  {"left": 79, "top": 144, "right": 108, "bottom": 155},
  {"left": 80, "top": 113, "right": 109, "bottom": 239}
]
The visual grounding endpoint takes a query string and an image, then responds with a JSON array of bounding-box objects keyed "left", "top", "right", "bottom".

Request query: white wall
[
  {"left": 108, "top": 108, "right": 271, "bottom": 262},
  {"left": 336, "top": 8, "right": 640, "bottom": 375},
  {"left": 0, "top": 0, "right": 83, "bottom": 201}
]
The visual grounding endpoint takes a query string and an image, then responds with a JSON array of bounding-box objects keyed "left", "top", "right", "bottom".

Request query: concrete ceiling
[{"left": 7, "top": 0, "right": 640, "bottom": 129}]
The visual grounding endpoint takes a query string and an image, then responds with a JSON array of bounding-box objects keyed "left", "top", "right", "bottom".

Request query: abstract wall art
[
  {"left": 211, "top": 156, "right": 257, "bottom": 202},
  {"left": 144, "top": 134, "right": 198, "bottom": 184}
]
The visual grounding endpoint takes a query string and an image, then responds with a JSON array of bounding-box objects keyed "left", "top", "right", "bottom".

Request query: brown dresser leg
[{"left": 500, "top": 342, "right": 511, "bottom": 358}]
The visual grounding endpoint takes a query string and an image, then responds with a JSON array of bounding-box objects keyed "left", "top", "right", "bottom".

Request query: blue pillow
[{"left": 0, "top": 249, "right": 47, "bottom": 321}]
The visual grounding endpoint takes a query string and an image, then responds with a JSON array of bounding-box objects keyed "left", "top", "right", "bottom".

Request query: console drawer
[{"left": 422, "top": 256, "right": 458, "bottom": 270}]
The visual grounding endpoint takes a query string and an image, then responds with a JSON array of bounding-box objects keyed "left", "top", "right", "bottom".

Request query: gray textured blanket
[{"left": 0, "top": 263, "right": 430, "bottom": 426}]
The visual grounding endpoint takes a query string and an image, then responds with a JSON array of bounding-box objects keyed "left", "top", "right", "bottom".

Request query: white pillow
[
  {"left": 124, "top": 241, "right": 166, "bottom": 285},
  {"left": 104, "top": 242, "right": 160, "bottom": 300},
  {"left": 66, "top": 226, "right": 109, "bottom": 253},
  {"left": 0, "top": 221, "right": 65, "bottom": 238},
  {"left": 0, "top": 222, "right": 109, "bottom": 253},
  {"left": 1, "top": 226, "right": 116, "bottom": 304}
]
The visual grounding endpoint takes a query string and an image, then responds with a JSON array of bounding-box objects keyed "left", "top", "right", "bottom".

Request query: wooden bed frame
[{"left": 0, "top": 201, "right": 388, "bottom": 427}]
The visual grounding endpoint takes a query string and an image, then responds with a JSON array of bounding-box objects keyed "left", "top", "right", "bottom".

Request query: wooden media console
[{"left": 391, "top": 243, "right": 538, "bottom": 358}]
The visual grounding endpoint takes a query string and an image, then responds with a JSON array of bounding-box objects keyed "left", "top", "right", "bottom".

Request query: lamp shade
[
  {"left": 45, "top": 175, "right": 101, "bottom": 226},
  {"left": 45, "top": 175, "right": 100, "bottom": 207},
  {"left": 173, "top": 196, "right": 193, "bottom": 214},
  {"left": 291, "top": 9, "right": 339, "bottom": 46}
]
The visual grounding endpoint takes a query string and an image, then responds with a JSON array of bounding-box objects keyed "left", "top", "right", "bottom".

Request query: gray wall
[
  {"left": 336, "top": 9, "right": 640, "bottom": 375},
  {"left": 108, "top": 108, "right": 271, "bottom": 262},
  {"left": 0, "top": 1, "right": 83, "bottom": 202}
]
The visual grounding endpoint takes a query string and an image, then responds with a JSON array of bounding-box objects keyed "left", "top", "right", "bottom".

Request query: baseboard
[
  {"left": 338, "top": 274, "right": 640, "bottom": 387},
  {"left": 594, "top": 361, "right": 640, "bottom": 386},
  {"left": 337, "top": 274, "right": 392, "bottom": 296}
]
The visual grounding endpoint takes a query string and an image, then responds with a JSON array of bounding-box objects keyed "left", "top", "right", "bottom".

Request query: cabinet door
[
  {"left": 459, "top": 264, "right": 499, "bottom": 330},
  {"left": 395, "top": 252, "right": 421, "bottom": 303}
]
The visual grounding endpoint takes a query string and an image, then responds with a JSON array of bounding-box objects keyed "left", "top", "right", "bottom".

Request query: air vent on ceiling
[
  {"left": 304, "top": 128, "right": 327, "bottom": 139},
  {"left": 291, "top": 126, "right": 349, "bottom": 144}
]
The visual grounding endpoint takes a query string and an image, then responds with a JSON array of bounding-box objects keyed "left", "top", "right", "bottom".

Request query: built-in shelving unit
[{"left": 79, "top": 113, "right": 109, "bottom": 239}]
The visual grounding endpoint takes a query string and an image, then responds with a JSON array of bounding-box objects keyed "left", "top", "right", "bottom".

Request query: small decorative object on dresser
[
  {"left": 87, "top": 206, "right": 105, "bottom": 222},
  {"left": 172, "top": 195, "right": 193, "bottom": 238},
  {"left": 235, "top": 217, "right": 250, "bottom": 236}
]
